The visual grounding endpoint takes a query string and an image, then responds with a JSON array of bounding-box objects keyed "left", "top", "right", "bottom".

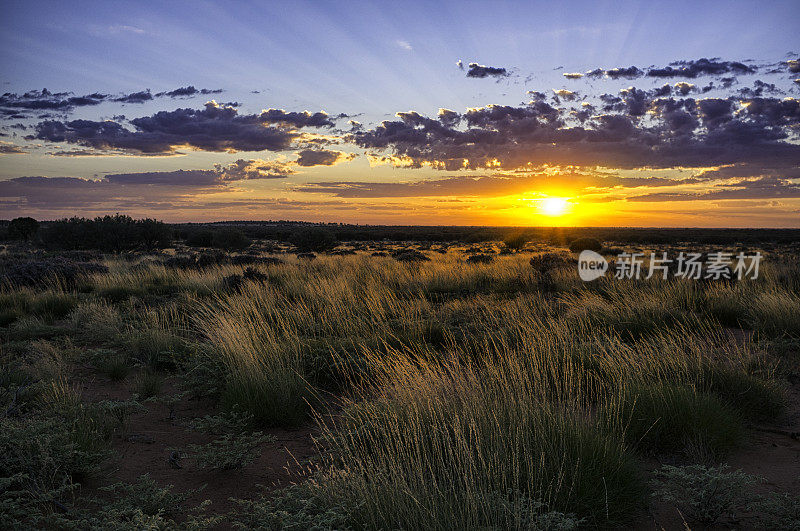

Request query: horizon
[{"left": 1, "top": 0, "right": 799, "bottom": 227}]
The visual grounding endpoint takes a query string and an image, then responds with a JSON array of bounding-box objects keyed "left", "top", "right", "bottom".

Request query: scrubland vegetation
[{"left": 1, "top": 228, "right": 799, "bottom": 529}]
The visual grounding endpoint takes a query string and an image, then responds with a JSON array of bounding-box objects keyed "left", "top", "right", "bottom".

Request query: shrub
[
  {"left": 1, "top": 257, "right": 108, "bottom": 288},
  {"left": 41, "top": 215, "right": 171, "bottom": 251},
  {"left": 651, "top": 465, "right": 759, "bottom": 526},
  {"left": 211, "top": 228, "right": 251, "bottom": 251},
  {"left": 134, "top": 372, "right": 163, "bottom": 399},
  {"left": 8, "top": 217, "right": 39, "bottom": 241},
  {"left": 185, "top": 229, "right": 214, "bottom": 247},
  {"left": 184, "top": 432, "right": 274, "bottom": 470},
  {"left": 466, "top": 254, "right": 495, "bottom": 264},
  {"left": 568, "top": 237, "right": 602, "bottom": 253},
  {"left": 392, "top": 249, "right": 430, "bottom": 262},
  {"left": 290, "top": 227, "right": 337, "bottom": 252},
  {"left": 503, "top": 233, "right": 529, "bottom": 251},
  {"left": 30, "top": 292, "right": 78, "bottom": 319},
  {"left": 610, "top": 382, "right": 743, "bottom": 460},
  {"left": 95, "top": 351, "right": 131, "bottom": 381},
  {"left": 529, "top": 252, "right": 573, "bottom": 272},
  {"left": 747, "top": 291, "right": 800, "bottom": 338}
]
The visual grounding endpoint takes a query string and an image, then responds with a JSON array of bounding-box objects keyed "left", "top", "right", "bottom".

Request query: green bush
[
  {"left": 611, "top": 382, "right": 743, "bottom": 460},
  {"left": 184, "top": 432, "right": 274, "bottom": 470},
  {"left": 651, "top": 465, "right": 759, "bottom": 526}
]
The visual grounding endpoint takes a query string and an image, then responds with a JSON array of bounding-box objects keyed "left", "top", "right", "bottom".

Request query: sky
[{"left": 1, "top": 0, "right": 799, "bottom": 227}]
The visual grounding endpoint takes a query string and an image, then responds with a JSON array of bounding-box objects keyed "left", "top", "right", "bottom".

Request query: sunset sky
[{"left": 1, "top": 0, "right": 799, "bottom": 226}]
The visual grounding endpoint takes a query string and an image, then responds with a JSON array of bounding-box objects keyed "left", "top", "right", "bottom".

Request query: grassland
[{"left": 1, "top": 238, "right": 799, "bottom": 529}]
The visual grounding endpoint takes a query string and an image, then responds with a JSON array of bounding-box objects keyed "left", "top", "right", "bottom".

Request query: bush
[
  {"left": 290, "top": 227, "right": 337, "bottom": 252},
  {"left": 503, "top": 233, "right": 529, "bottom": 251},
  {"left": 392, "top": 249, "right": 430, "bottom": 262},
  {"left": 185, "top": 230, "right": 213, "bottom": 247},
  {"left": 8, "top": 217, "right": 39, "bottom": 241},
  {"left": 41, "top": 215, "right": 172, "bottom": 251},
  {"left": 651, "top": 465, "right": 759, "bottom": 526},
  {"left": 211, "top": 228, "right": 251, "bottom": 251},
  {"left": 568, "top": 237, "right": 602, "bottom": 253},
  {"left": 184, "top": 431, "right": 274, "bottom": 470},
  {"left": 466, "top": 254, "right": 495, "bottom": 264},
  {"left": 1, "top": 257, "right": 108, "bottom": 289},
  {"left": 611, "top": 382, "right": 743, "bottom": 460}
]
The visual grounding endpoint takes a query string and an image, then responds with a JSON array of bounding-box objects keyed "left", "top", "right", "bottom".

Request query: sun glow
[{"left": 540, "top": 197, "right": 570, "bottom": 216}]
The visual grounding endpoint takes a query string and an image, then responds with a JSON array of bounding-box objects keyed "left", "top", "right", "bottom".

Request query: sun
[{"left": 540, "top": 197, "right": 570, "bottom": 216}]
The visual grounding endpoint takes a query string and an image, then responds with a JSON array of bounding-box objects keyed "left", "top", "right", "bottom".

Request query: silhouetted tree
[
  {"left": 8, "top": 217, "right": 39, "bottom": 241},
  {"left": 290, "top": 227, "right": 337, "bottom": 252},
  {"left": 568, "top": 237, "right": 603, "bottom": 253}
]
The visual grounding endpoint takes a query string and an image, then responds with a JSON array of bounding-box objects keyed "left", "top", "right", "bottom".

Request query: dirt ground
[{"left": 74, "top": 368, "right": 319, "bottom": 517}]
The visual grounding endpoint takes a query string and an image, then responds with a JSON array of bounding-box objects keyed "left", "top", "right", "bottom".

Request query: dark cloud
[
  {"left": 585, "top": 66, "right": 643, "bottom": 80},
  {"left": 579, "top": 58, "right": 758, "bottom": 82},
  {"left": 737, "top": 80, "right": 784, "bottom": 98},
  {"left": 32, "top": 101, "right": 332, "bottom": 154},
  {"left": 113, "top": 90, "right": 153, "bottom": 104},
  {"left": 259, "top": 109, "right": 335, "bottom": 128},
  {"left": 352, "top": 93, "right": 800, "bottom": 172},
  {"left": 647, "top": 58, "right": 756, "bottom": 78},
  {"left": 2, "top": 86, "right": 227, "bottom": 118},
  {"left": 465, "top": 63, "right": 508, "bottom": 78},
  {"left": 155, "top": 86, "right": 224, "bottom": 98},
  {"left": 604, "top": 66, "right": 644, "bottom": 80},
  {"left": 0, "top": 89, "right": 107, "bottom": 117},
  {"left": 295, "top": 149, "right": 352, "bottom": 167},
  {"left": 0, "top": 141, "right": 26, "bottom": 154}
]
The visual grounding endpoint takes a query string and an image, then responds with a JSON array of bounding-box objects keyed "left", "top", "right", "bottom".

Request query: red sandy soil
[{"left": 73, "top": 367, "right": 319, "bottom": 517}]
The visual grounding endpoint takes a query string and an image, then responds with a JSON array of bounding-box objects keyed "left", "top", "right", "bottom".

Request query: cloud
[
  {"left": 352, "top": 93, "right": 800, "bottom": 172},
  {"left": 0, "top": 159, "right": 296, "bottom": 211},
  {"left": 296, "top": 170, "right": 702, "bottom": 198},
  {"left": 465, "top": 63, "right": 508, "bottom": 78},
  {"left": 155, "top": 86, "right": 224, "bottom": 98},
  {"left": 1, "top": 89, "right": 107, "bottom": 117},
  {"left": 395, "top": 40, "right": 412, "bottom": 51},
  {"left": 2, "top": 86, "right": 229, "bottom": 118},
  {"left": 107, "top": 25, "right": 146, "bottom": 35},
  {"left": 553, "top": 89, "right": 578, "bottom": 102},
  {"left": 647, "top": 58, "right": 756, "bottom": 78},
  {"left": 113, "top": 90, "right": 154, "bottom": 104},
  {"left": 0, "top": 141, "right": 26, "bottom": 154},
  {"left": 628, "top": 176, "right": 800, "bottom": 202},
  {"left": 259, "top": 108, "right": 335, "bottom": 128},
  {"left": 562, "top": 72, "right": 584, "bottom": 79},
  {"left": 585, "top": 66, "right": 643, "bottom": 80},
  {"left": 581, "top": 58, "right": 758, "bottom": 81},
  {"left": 32, "top": 101, "right": 334, "bottom": 155},
  {"left": 295, "top": 149, "right": 353, "bottom": 167}
]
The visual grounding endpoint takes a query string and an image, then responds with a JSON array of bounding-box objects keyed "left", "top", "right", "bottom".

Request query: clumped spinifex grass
[
  {"left": 318, "top": 349, "right": 645, "bottom": 528},
  {"left": 2, "top": 246, "right": 797, "bottom": 528}
]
